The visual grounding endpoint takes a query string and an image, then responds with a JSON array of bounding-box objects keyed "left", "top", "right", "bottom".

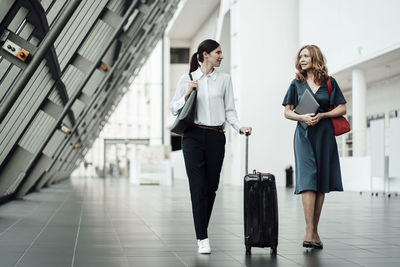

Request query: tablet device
[{"left": 295, "top": 89, "right": 320, "bottom": 129}]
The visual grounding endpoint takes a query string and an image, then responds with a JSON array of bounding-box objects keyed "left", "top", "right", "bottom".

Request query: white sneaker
[{"left": 197, "top": 238, "right": 211, "bottom": 254}]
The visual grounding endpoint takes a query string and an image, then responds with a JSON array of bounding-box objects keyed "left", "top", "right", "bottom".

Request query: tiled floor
[{"left": 0, "top": 177, "right": 399, "bottom": 267}]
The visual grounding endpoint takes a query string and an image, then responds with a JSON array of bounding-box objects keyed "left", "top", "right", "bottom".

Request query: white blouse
[{"left": 169, "top": 68, "right": 241, "bottom": 133}]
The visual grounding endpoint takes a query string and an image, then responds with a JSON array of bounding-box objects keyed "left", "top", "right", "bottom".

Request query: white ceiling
[
  {"left": 167, "top": 0, "right": 220, "bottom": 40},
  {"left": 333, "top": 47, "right": 400, "bottom": 91},
  {"left": 166, "top": 1, "right": 400, "bottom": 92}
]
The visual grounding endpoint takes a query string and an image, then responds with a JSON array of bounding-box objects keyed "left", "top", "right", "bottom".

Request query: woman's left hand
[
  {"left": 240, "top": 127, "right": 252, "bottom": 135},
  {"left": 310, "top": 113, "right": 324, "bottom": 126}
]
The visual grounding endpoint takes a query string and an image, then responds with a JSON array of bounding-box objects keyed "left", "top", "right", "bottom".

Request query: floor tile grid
[
  {"left": 13, "top": 190, "right": 73, "bottom": 267},
  {"left": 118, "top": 181, "right": 302, "bottom": 267},
  {"left": 1, "top": 177, "right": 400, "bottom": 267},
  {"left": 71, "top": 193, "right": 84, "bottom": 267},
  {"left": 105, "top": 181, "right": 189, "bottom": 267},
  {"left": 68, "top": 178, "right": 185, "bottom": 266},
  {"left": 91, "top": 179, "right": 229, "bottom": 266},
  {"left": 0, "top": 203, "right": 40, "bottom": 237},
  {"left": 200, "top": 187, "right": 301, "bottom": 266},
  {"left": 185, "top": 183, "right": 399, "bottom": 267},
  {"left": 210, "top": 193, "right": 346, "bottom": 267}
]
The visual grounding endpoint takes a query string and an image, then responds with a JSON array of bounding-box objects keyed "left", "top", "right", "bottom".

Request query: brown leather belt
[{"left": 195, "top": 125, "right": 224, "bottom": 133}]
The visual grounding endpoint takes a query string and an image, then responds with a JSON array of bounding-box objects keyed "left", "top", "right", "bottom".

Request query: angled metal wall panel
[
  {"left": 0, "top": 65, "right": 21, "bottom": 102},
  {"left": 34, "top": 1, "right": 149, "bottom": 187},
  {"left": 46, "top": 1, "right": 68, "bottom": 26},
  {"left": 7, "top": 6, "right": 28, "bottom": 32},
  {"left": 55, "top": 0, "right": 108, "bottom": 70},
  {"left": 0, "top": 146, "right": 33, "bottom": 198},
  {"left": 61, "top": 65, "right": 86, "bottom": 98},
  {"left": 0, "top": 0, "right": 81, "bottom": 200},
  {"left": 70, "top": 99, "right": 85, "bottom": 118},
  {"left": 78, "top": 20, "right": 115, "bottom": 63},
  {"left": 82, "top": 69, "right": 106, "bottom": 96},
  {"left": 0, "top": 1, "right": 17, "bottom": 23},
  {"left": 47, "top": 89, "right": 64, "bottom": 106},
  {"left": 42, "top": 130, "right": 65, "bottom": 158},
  {"left": 0, "top": 0, "right": 180, "bottom": 202},
  {"left": 40, "top": 0, "right": 53, "bottom": 12},
  {"left": 0, "top": 62, "right": 53, "bottom": 164},
  {"left": 18, "top": 110, "right": 56, "bottom": 154},
  {"left": 14, "top": 0, "right": 110, "bottom": 196}
]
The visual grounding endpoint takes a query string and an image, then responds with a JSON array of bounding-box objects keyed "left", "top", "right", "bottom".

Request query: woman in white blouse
[{"left": 170, "top": 39, "right": 252, "bottom": 254}]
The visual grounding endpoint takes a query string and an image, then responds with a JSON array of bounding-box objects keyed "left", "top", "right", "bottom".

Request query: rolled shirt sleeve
[
  {"left": 169, "top": 75, "right": 188, "bottom": 116},
  {"left": 224, "top": 76, "right": 242, "bottom": 133}
]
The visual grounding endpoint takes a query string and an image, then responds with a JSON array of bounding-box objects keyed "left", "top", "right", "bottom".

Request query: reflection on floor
[{"left": 0, "top": 177, "right": 399, "bottom": 267}]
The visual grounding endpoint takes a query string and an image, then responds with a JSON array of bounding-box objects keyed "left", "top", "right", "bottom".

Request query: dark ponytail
[
  {"left": 189, "top": 39, "right": 220, "bottom": 74},
  {"left": 189, "top": 52, "right": 200, "bottom": 74}
]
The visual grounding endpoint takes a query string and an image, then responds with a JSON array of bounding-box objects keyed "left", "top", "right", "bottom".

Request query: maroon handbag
[{"left": 327, "top": 77, "right": 350, "bottom": 136}]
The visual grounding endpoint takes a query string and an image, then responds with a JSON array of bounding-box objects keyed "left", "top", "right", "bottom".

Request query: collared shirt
[{"left": 170, "top": 68, "right": 241, "bottom": 132}]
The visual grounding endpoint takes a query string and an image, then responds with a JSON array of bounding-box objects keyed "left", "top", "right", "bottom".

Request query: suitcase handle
[
  {"left": 245, "top": 130, "right": 249, "bottom": 175},
  {"left": 245, "top": 131, "right": 257, "bottom": 175}
]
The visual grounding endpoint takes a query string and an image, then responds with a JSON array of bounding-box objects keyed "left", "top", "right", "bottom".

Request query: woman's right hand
[
  {"left": 302, "top": 113, "right": 315, "bottom": 126},
  {"left": 185, "top": 80, "right": 198, "bottom": 100}
]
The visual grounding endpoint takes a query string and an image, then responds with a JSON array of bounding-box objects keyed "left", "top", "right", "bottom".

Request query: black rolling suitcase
[{"left": 243, "top": 132, "right": 278, "bottom": 255}]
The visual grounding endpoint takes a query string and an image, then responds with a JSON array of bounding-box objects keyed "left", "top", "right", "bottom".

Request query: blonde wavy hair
[{"left": 295, "top": 45, "right": 329, "bottom": 84}]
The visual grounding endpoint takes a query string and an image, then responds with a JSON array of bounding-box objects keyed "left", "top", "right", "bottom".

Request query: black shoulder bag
[{"left": 171, "top": 73, "right": 197, "bottom": 136}]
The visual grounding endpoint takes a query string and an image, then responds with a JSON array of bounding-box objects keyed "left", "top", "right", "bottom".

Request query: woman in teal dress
[{"left": 282, "top": 45, "right": 347, "bottom": 250}]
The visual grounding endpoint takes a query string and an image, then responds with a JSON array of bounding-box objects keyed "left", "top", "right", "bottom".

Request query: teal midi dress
[{"left": 282, "top": 77, "right": 346, "bottom": 194}]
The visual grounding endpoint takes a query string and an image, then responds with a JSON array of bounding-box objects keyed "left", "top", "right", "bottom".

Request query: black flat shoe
[
  {"left": 303, "top": 241, "right": 313, "bottom": 248},
  {"left": 312, "top": 242, "right": 323, "bottom": 249}
]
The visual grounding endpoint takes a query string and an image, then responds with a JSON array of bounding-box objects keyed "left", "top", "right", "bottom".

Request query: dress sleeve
[
  {"left": 169, "top": 74, "right": 189, "bottom": 116},
  {"left": 282, "top": 80, "right": 298, "bottom": 107},
  {"left": 330, "top": 77, "right": 347, "bottom": 106}
]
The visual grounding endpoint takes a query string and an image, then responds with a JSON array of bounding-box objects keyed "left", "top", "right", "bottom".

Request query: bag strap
[
  {"left": 189, "top": 73, "right": 193, "bottom": 81},
  {"left": 327, "top": 76, "right": 333, "bottom": 108},
  {"left": 327, "top": 76, "right": 332, "bottom": 99}
]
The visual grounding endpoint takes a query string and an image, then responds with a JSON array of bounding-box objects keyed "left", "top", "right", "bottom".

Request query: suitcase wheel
[
  {"left": 245, "top": 246, "right": 251, "bottom": 255},
  {"left": 270, "top": 246, "right": 277, "bottom": 256}
]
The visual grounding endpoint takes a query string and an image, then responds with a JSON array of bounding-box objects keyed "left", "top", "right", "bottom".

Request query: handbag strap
[
  {"left": 327, "top": 76, "right": 332, "bottom": 99},
  {"left": 327, "top": 76, "right": 333, "bottom": 110},
  {"left": 189, "top": 73, "right": 193, "bottom": 81}
]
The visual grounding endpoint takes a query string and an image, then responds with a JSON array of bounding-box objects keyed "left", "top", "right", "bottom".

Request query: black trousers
[{"left": 182, "top": 127, "right": 226, "bottom": 240}]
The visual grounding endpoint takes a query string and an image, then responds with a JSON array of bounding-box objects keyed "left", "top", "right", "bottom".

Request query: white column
[
  {"left": 352, "top": 69, "right": 367, "bottom": 156},
  {"left": 236, "top": 0, "right": 298, "bottom": 186},
  {"left": 163, "top": 36, "right": 171, "bottom": 146},
  {"left": 149, "top": 41, "right": 163, "bottom": 145}
]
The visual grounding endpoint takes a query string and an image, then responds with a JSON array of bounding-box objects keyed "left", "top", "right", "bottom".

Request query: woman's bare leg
[
  {"left": 312, "top": 193, "right": 325, "bottom": 243},
  {"left": 301, "top": 191, "right": 316, "bottom": 241}
]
